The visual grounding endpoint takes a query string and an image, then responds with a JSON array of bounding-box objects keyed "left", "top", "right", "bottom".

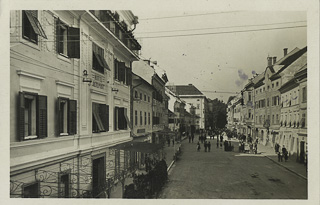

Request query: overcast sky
[{"left": 132, "top": 10, "right": 307, "bottom": 102}]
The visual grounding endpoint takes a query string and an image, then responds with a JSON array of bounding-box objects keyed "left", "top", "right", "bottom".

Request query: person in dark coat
[
  {"left": 188, "top": 135, "right": 191, "bottom": 143},
  {"left": 191, "top": 134, "right": 194, "bottom": 143},
  {"left": 172, "top": 138, "right": 175, "bottom": 146},
  {"left": 197, "top": 142, "right": 201, "bottom": 152},
  {"left": 204, "top": 141, "right": 208, "bottom": 152},
  {"left": 216, "top": 138, "right": 219, "bottom": 148},
  {"left": 282, "top": 146, "right": 288, "bottom": 162},
  {"left": 278, "top": 150, "right": 282, "bottom": 162},
  {"left": 224, "top": 140, "right": 228, "bottom": 151},
  {"left": 275, "top": 143, "right": 280, "bottom": 153},
  {"left": 208, "top": 141, "right": 211, "bottom": 152}
]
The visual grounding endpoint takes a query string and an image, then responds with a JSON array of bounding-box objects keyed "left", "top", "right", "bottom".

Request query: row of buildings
[
  {"left": 10, "top": 10, "right": 212, "bottom": 198},
  {"left": 226, "top": 47, "right": 307, "bottom": 164}
]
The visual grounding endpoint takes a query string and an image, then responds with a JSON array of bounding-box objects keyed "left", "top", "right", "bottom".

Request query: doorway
[{"left": 92, "top": 155, "right": 106, "bottom": 198}]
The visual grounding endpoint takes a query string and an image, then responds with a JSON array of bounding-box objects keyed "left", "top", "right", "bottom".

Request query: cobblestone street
[{"left": 160, "top": 136, "right": 307, "bottom": 199}]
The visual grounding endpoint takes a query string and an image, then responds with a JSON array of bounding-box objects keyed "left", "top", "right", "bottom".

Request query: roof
[
  {"left": 110, "top": 141, "right": 163, "bottom": 153},
  {"left": 270, "top": 46, "right": 307, "bottom": 80},
  {"left": 167, "top": 84, "right": 203, "bottom": 95},
  {"left": 132, "top": 72, "right": 156, "bottom": 91}
]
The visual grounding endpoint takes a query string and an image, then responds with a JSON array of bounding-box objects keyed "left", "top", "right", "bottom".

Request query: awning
[{"left": 110, "top": 141, "right": 163, "bottom": 153}]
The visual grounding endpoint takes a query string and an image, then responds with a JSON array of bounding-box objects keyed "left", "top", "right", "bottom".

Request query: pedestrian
[
  {"left": 167, "top": 138, "right": 170, "bottom": 147},
  {"left": 208, "top": 141, "right": 211, "bottom": 152},
  {"left": 172, "top": 138, "right": 175, "bottom": 146},
  {"left": 278, "top": 151, "right": 282, "bottom": 162},
  {"left": 204, "top": 141, "right": 207, "bottom": 152},
  {"left": 275, "top": 143, "right": 280, "bottom": 153},
  {"left": 188, "top": 135, "right": 191, "bottom": 143},
  {"left": 197, "top": 142, "right": 201, "bottom": 152},
  {"left": 224, "top": 140, "right": 228, "bottom": 151},
  {"left": 216, "top": 138, "right": 219, "bottom": 148},
  {"left": 282, "top": 146, "right": 288, "bottom": 162},
  {"left": 191, "top": 134, "right": 194, "bottom": 143},
  {"left": 254, "top": 142, "right": 258, "bottom": 154}
]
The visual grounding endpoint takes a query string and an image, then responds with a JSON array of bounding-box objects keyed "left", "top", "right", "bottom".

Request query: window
[
  {"left": 92, "top": 103, "right": 109, "bottom": 133},
  {"left": 276, "top": 82, "right": 279, "bottom": 87},
  {"left": 55, "top": 19, "right": 80, "bottom": 58},
  {"left": 276, "top": 114, "right": 279, "bottom": 124},
  {"left": 22, "top": 10, "right": 47, "bottom": 44},
  {"left": 148, "top": 96, "right": 150, "bottom": 103},
  {"left": 272, "top": 83, "right": 274, "bottom": 88},
  {"left": 114, "top": 107, "right": 128, "bottom": 130},
  {"left": 301, "top": 113, "right": 306, "bottom": 128},
  {"left": 197, "top": 104, "right": 200, "bottom": 109},
  {"left": 263, "top": 87, "right": 265, "bottom": 92},
  {"left": 23, "top": 182, "right": 39, "bottom": 198},
  {"left": 145, "top": 112, "right": 147, "bottom": 125},
  {"left": 272, "top": 115, "right": 274, "bottom": 124},
  {"left": 59, "top": 172, "right": 70, "bottom": 198},
  {"left": 148, "top": 112, "right": 150, "bottom": 125},
  {"left": 18, "top": 92, "right": 47, "bottom": 141},
  {"left": 267, "top": 98, "right": 269, "bottom": 107},
  {"left": 134, "top": 91, "right": 138, "bottom": 98},
  {"left": 57, "top": 97, "right": 77, "bottom": 136},
  {"left": 302, "top": 87, "right": 307, "bottom": 102},
  {"left": 92, "top": 43, "right": 109, "bottom": 74},
  {"left": 140, "top": 93, "right": 143, "bottom": 100},
  {"left": 140, "top": 111, "right": 142, "bottom": 125},
  {"left": 135, "top": 110, "right": 138, "bottom": 126},
  {"left": 267, "top": 85, "right": 270, "bottom": 90},
  {"left": 248, "top": 92, "right": 251, "bottom": 101},
  {"left": 144, "top": 94, "right": 147, "bottom": 101},
  {"left": 114, "top": 59, "right": 131, "bottom": 85}
]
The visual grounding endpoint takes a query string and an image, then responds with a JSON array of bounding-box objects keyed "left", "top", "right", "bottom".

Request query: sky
[{"left": 132, "top": 10, "right": 307, "bottom": 103}]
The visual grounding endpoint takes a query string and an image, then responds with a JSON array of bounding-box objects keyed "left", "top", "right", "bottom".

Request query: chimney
[
  {"left": 188, "top": 83, "right": 192, "bottom": 86},
  {"left": 273, "top": 57, "right": 277, "bottom": 65},
  {"left": 283, "top": 48, "right": 288, "bottom": 56},
  {"left": 267, "top": 57, "right": 272, "bottom": 67}
]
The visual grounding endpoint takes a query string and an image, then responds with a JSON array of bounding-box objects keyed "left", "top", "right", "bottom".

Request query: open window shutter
[
  {"left": 55, "top": 18, "right": 61, "bottom": 53},
  {"left": 37, "top": 95, "right": 47, "bottom": 138},
  {"left": 127, "top": 67, "right": 132, "bottom": 86},
  {"left": 57, "top": 97, "right": 62, "bottom": 135},
  {"left": 114, "top": 59, "right": 117, "bottom": 80},
  {"left": 68, "top": 100, "right": 77, "bottom": 135},
  {"left": 114, "top": 107, "right": 118, "bottom": 130},
  {"left": 99, "top": 104, "right": 109, "bottom": 132},
  {"left": 118, "top": 62, "right": 125, "bottom": 82},
  {"left": 118, "top": 107, "right": 124, "bottom": 129},
  {"left": 25, "top": 11, "right": 41, "bottom": 36},
  {"left": 99, "top": 54, "right": 110, "bottom": 71},
  {"left": 18, "top": 92, "right": 25, "bottom": 141},
  {"left": 106, "top": 105, "right": 109, "bottom": 131},
  {"left": 67, "top": 27, "right": 80, "bottom": 58}
]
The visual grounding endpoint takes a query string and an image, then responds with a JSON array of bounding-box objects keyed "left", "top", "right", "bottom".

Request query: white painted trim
[
  {"left": 90, "top": 88, "right": 108, "bottom": 96},
  {"left": 56, "top": 80, "right": 75, "bottom": 88},
  {"left": 17, "top": 70, "right": 45, "bottom": 80}
]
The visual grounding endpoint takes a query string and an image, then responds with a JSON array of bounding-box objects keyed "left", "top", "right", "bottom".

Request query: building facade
[{"left": 10, "top": 10, "right": 142, "bottom": 198}]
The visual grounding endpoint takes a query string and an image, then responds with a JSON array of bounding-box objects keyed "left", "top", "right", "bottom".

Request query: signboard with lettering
[{"left": 92, "top": 72, "right": 105, "bottom": 90}]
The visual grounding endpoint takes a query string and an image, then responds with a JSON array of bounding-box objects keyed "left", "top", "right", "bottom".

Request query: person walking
[
  {"left": 197, "top": 142, "right": 201, "bottom": 152},
  {"left": 275, "top": 143, "right": 280, "bottom": 153},
  {"left": 254, "top": 142, "right": 258, "bottom": 154},
  {"left": 188, "top": 135, "right": 191, "bottom": 143},
  {"left": 191, "top": 134, "right": 194, "bottom": 143},
  {"left": 204, "top": 141, "right": 207, "bottom": 152},
  {"left": 216, "top": 138, "right": 219, "bottom": 148},
  {"left": 282, "top": 146, "right": 288, "bottom": 162},
  {"left": 208, "top": 141, "right": 211, "bottom": 152},
  {"left": 278, "top": 151, "right": 282, "bottom": 162},
  {"left": 172, "top": 138, "right": 175, "bottom": 146}
]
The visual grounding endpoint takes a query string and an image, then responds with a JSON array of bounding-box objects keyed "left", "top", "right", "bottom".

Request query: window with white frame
[
  {"left": 22, "top": 10, "right": 47, "bottom": 44},
  {"left": 92, "top": 103, "right": 109, "bottom": 133},
  {"left": 57, "top": 97, "right": 77, "bottom": 136},
  {"left": 114, "top": 107, "right": 128, "bottom": 130},
  {"left": 18, "top": 92, "right": 47, "bottom": 140}
]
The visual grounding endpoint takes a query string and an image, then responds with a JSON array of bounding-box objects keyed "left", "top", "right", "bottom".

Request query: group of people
[
  {"left": 188, "top": 134, "right": 195, "bottom": 143},
  {"left": 196, "top": 140, "right": 211, "bottom": 152},
  {"left": 275, "top": 143, "right": 289, "bottom": 162},
  {"left": 239, "top": 139, "right": 258, "bottom": 154}
]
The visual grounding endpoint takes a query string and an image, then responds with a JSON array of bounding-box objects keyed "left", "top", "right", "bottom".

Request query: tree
[{"left": 209, "top": 98, "right": 227, "bottom": 130}]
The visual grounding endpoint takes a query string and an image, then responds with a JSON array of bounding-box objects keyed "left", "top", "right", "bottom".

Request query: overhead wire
[
  {"left": 135, "top": 20, "right": 307, "bottom": 34},
  {"left": 138, "top": 11, "right": 242, "bottom": 20},
  {"left": 136, "top": 25, "right": 307, "bottom": 39}
]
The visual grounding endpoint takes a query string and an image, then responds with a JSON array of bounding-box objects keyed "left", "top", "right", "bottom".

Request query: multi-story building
[
  {"left": 131, "top": 73, "right": 154, "bottom": 142},
  {"left": 166, "top": 84, "right": 207, "bottom": 132},
  {"left": 278, "top": 48, "right": 307, "bottom": 159},
  {"left": 10, "top": 10, "right": 142, "bottom": 198},
  {"left": 132, "top": 60, "right": 168, "bottom": 144}
]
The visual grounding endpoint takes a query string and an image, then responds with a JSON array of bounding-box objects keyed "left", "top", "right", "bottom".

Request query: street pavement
[{"left": 159, "top": 134, "right": 307, "bottom": 199}]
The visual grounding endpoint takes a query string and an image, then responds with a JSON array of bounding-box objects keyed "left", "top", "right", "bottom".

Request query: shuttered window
[
  {"left": 18, "top": 92, "right": 47, "bottom": 141},
  {"left": 22, "top": 10, "right": 47, "bottom": 44},
  {"left": 92, "top": 43, "right": 110, "bottom": 74},
  {"left": 92, "top": 103, "right": 109, "bottom": 133},
  {"left": 55, "top": 18, "right": 80, "bottom": 58},
  {"left": 114, "top": 60, "right": 131, "bottom": 85},
  {"left": 57, "top": 97, "right": 77, "bottom": 136},
  {"left": 114, "top": 107, "right": 128, "bottom": 130}
]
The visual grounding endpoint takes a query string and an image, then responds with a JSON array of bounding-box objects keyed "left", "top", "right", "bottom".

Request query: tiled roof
[{"left": 167, "top": 84, "right": 203, "bottom": 95}]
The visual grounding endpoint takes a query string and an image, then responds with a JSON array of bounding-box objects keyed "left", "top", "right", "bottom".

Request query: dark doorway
[
  {"left": 92, "top": 156, "right": 106, "bottom": 198},
  {"left": 23, "top": 182, "right": 39, "bottom": 198},
  {"left": 59, "top": 173, "right": 70, "bottom": 198}
]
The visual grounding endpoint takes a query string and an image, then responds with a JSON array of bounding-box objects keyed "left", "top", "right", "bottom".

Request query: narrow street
[{"left": 160, "top": 136, "right": 307, "bottom": 199}]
